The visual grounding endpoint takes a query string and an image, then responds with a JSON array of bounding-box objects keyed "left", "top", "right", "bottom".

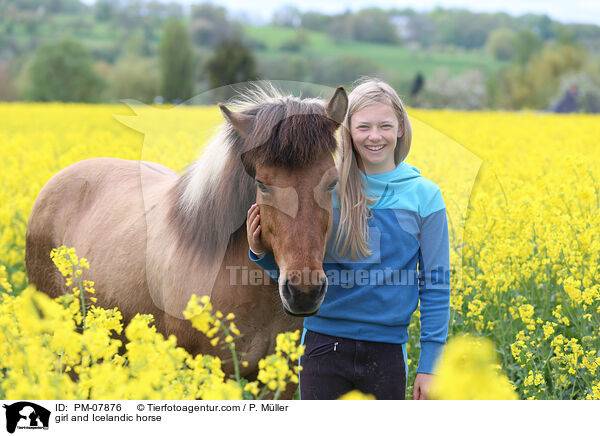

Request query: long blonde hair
[{"left": 333, "top": 78, "right": 413, "bottom": 261}]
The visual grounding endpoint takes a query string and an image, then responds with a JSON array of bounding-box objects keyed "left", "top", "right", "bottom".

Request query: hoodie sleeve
[
  {"left": 416, "top": 189, "right": 451, "bottom": 374},
  {"left": 249, "top": 249, "right": 280, "bottom": 281}
]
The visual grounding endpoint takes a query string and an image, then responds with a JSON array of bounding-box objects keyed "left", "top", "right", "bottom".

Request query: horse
[{"left": 25, "top": 84, "right": 348, "bottom": 397}]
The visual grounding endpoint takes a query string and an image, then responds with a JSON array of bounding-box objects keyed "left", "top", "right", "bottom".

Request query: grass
[{"left": 245, "top": 25, "right": 508, "bottom": 80}]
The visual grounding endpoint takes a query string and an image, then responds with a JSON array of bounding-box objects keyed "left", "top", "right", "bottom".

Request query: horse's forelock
[{"left": 239, "top": 99, "right": 339, "bottom": 170}]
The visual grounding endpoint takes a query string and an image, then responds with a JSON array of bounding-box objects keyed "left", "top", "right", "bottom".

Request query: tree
[
  {"left": 190, "top": 3, "right": 241, "bottom": 47},
  {"left": 328, "top": 8, "right": 400, "bottom": 44},
  {"left": 205, "top": 37, "right": 258, "bottom": 96},
  {"left": 0, "top": 61, "right": 18, "bottom": 101},
  {"left": 159, "top": 19, "right": 195, "bottom": 103},
  {"left": 514, "top": 30, "right": 543, "bottom": 65},
  {"left": 499, "top": 43, "right": 587, "bottom": 109},
  {"left": 300, "top": 11, "right": 333, "bottom": 32},
  {"left": 24, "top": 38, "right": 104, "bottom": 102},
  {"left": 351, "top": 8, "right": 400, "bottom": 44},
  {"left": 93, "top": 0, "right": 115, "bottom": 22},
  {"left": 485, "top": 28, "right": 517, "bottom": 61},
  {"left": 108, "top": 56, "right": 160, "bottom": 104},
  {"left": 271, "top": 5, "right": 301, "bottom": 28}
]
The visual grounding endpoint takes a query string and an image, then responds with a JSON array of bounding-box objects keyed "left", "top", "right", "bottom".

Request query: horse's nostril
[
  {"left": 286, "top": 281, "right": 326, "bottom": 299},
  {"left": 309, "top": 281, "right": 326, "bottom": 299}
]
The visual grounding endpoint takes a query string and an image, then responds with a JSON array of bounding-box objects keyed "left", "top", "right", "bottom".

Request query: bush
[
  {"left": 257, "top": 56, "right": 310, "bottom": 82},
  {"left": 24, "top": 38, "right": 105, "bottom": 102},
  {"left": 418, "top": 68, "right": 488, "bottom": 110},
  {"left": 311, "top": 55, "right": 380, "bottom": 87},
  {"left": 279, "top": 29, "right": 310, "bottom": 52},
  {"left": 107, "top": 56, "right": 160, "bottom": 104}
]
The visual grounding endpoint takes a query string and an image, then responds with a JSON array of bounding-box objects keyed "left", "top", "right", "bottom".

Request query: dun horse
[{"left": 25, "top": 85, "right": 348, "bottom": 391}]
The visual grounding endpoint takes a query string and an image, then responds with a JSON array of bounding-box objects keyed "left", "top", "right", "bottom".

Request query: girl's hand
[
  {"left": 247, "top": 203, "right": 267, "bottom": 256},
  {"left": 413, "top": 372, "right": 433, "bottom": 400}
]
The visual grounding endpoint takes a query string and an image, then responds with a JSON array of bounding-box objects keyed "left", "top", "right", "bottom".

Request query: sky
[{"left": 168, "top": 0, "right": 600, "bottom": 26}]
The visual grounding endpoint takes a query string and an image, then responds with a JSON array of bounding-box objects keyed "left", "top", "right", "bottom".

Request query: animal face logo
[{"left": 2, "top": 402, "right": 51, "bottom": 433}]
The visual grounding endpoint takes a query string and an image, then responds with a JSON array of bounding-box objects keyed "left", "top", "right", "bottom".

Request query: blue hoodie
[{"left": 249, "top": 162, "right": 450, "bottom": 374}]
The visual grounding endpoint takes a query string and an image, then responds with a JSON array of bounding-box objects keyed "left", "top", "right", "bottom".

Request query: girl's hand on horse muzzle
[{"left": 247, "top": 203, "right": 267, "bottom": 257}]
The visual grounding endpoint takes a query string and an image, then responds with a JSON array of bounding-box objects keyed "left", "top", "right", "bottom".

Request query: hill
[{"left": 245, "top": 25, "right": 507, "bottom": 82}]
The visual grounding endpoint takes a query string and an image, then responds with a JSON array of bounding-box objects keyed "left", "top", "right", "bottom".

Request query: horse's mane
[{"left": 168, "top": 83, "right": 339, "bottom": 257}]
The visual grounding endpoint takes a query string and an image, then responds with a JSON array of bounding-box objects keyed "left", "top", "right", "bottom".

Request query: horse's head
[{"left": 220, "top": 86, "right": 348, "bottom": 316}]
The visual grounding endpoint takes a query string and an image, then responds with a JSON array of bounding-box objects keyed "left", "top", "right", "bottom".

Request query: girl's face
[{"left": 350, "top": 101, "right": 403, "bottom": 175}]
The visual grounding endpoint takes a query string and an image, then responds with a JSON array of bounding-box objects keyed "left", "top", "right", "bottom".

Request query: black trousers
[{"left": 299, "top": 329, "right": 406, "bottom": 400}]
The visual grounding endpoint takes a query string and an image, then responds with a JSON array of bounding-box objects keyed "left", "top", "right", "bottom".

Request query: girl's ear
[{"left": 397, "top": 122, "right": 404, "bottom": 139}]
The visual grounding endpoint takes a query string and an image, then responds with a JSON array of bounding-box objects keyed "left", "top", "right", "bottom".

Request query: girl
[{"left": 246, "top": 78, "right": 450, "bottom": 400}]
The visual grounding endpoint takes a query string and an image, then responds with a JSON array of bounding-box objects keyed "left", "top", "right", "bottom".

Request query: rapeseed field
[{"left": 1, "top": 103, "right": 598, "bottom": 399}]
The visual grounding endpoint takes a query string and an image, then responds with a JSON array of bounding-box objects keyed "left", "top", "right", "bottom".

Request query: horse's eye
[
  {"left": 327, "top": 180, "right": 338, "bottom": 191},
  {"left": 256, "top": 180, "right": 269, "bottom": 194}
]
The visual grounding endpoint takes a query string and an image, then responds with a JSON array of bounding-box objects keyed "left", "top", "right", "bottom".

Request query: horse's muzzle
[{"left": 280, "top": 277, "right": 327, "bottom": 317}]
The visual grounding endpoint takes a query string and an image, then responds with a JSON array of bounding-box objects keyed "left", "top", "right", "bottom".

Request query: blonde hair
[{"left": 333, "top": 78, "right": 413, "bottom": 260}]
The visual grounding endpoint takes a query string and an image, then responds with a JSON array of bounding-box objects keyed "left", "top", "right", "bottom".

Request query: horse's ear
[
  {"left": 326, "top": 86, "right": 348, "bottom": 126},
  {"left": 219, "top": 103, "right": 254, "bottom": 138}
]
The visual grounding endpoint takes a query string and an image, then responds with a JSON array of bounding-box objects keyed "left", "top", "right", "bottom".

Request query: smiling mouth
[{"left": 365, "top": 144, "right": 385, "bottom": 151}]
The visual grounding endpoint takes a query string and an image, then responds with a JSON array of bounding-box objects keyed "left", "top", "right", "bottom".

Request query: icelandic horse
[{"left": 25, "top": 84, "right": 348, "bottom": 397}]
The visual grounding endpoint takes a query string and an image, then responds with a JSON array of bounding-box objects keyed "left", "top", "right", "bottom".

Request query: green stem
[
  {"left": 256, "top": 386, "right": 269, "bottom": 400},
  {"left": 218, "top": 323, "right": 240, "bottom": 382},
  {"left": 229, "top": 343, "right": 240, "bottom": 383}
]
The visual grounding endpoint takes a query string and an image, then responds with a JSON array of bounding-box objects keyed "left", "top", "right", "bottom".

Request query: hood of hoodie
[{"left": 363, "top": 161, "right": 422, "bottom": 203}]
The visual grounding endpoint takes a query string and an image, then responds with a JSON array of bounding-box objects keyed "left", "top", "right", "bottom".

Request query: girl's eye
[
  {"left": 357, "top": 125, "right": 369, "bottom": 130},
  {"left": 256, "top": 181, "right": 269, "bottom": 194},
  {"left": 381, "top": 124, "right": 392, "bottom": 129}
]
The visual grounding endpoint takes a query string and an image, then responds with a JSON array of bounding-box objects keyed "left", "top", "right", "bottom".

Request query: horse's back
[{"left": 26, "top": 158, "right": 178, "bottom": 305}]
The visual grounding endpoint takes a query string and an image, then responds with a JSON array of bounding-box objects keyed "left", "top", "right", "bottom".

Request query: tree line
[{"left": 0, "top": 0, "right": 599, "bottom": 111}]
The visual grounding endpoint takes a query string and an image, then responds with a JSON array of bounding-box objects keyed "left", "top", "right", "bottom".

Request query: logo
[{"left": 2, "top": 402, "right": 50, "bottom": 434}]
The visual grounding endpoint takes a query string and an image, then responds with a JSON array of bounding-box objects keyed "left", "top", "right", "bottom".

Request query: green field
[{"left": 245, "top": 25, "right": 508, "bottom": 81}]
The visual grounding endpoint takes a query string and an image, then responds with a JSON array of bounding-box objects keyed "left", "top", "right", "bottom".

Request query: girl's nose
[{"left": 368, "top": 128, "right": 382, "bottom": 141}]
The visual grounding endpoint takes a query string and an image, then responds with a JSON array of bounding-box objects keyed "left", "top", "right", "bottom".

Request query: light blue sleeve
[
  {"left": 249, "top": 249, "right": 280, "bottom": 281},
  {"left": 416, "top": 191, "right": 451, "bottom": 375}
]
